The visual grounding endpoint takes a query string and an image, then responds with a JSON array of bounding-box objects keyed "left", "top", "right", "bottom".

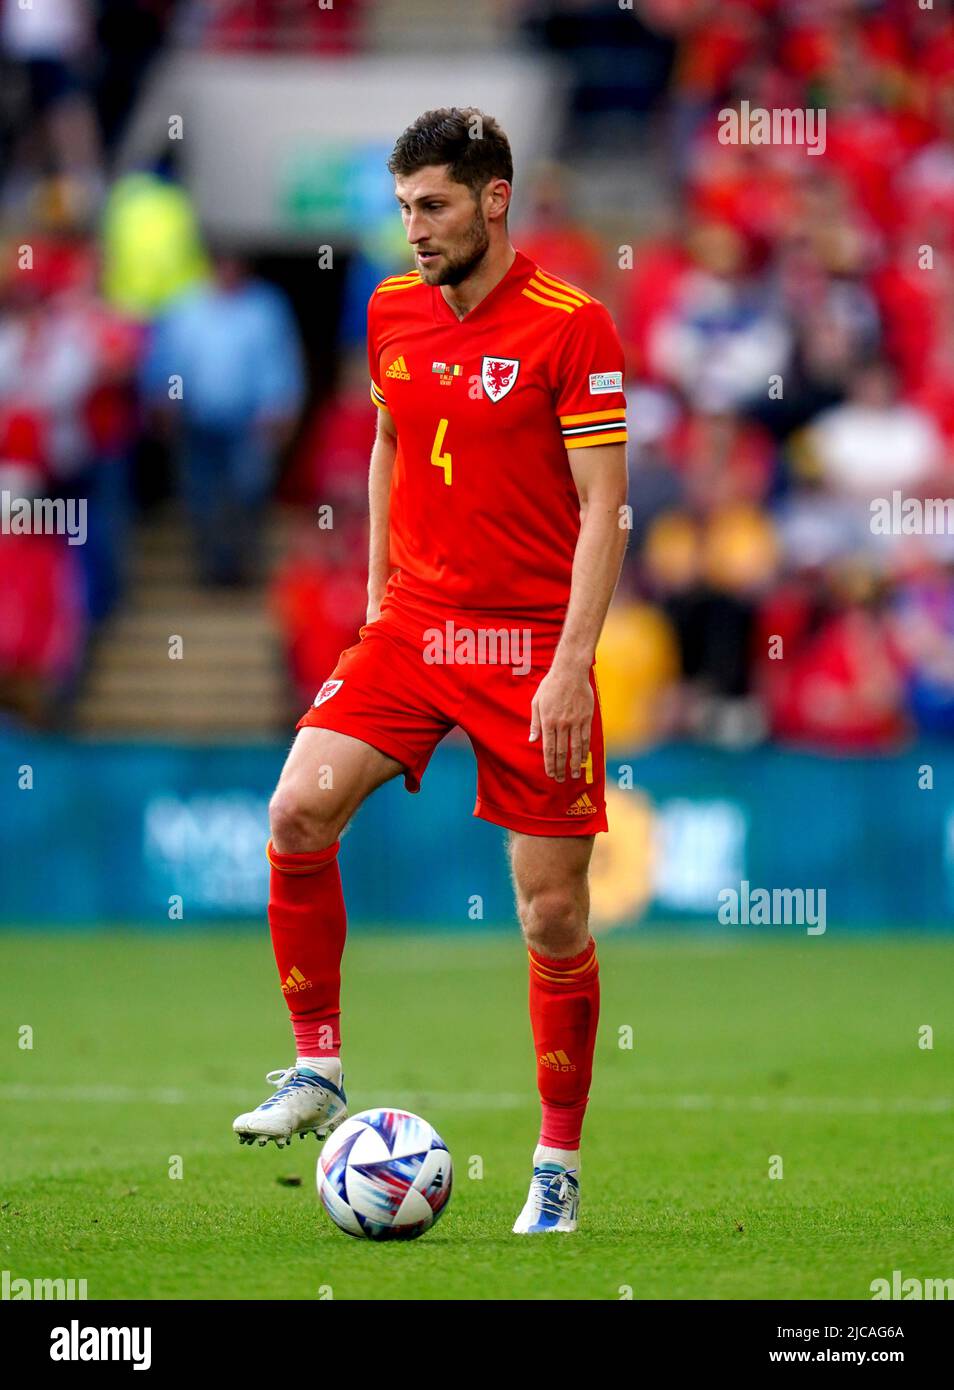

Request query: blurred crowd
[
  {"left": 589, "top": 0, "right": 954, "bottom": 752},
  {"left": 2, "top": 0, "right": 954, "bottom": 754}
]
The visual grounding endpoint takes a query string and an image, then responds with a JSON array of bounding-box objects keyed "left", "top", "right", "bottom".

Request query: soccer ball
[{"left": 317, "top": 1108, "right": 453, "bottom": 1240}]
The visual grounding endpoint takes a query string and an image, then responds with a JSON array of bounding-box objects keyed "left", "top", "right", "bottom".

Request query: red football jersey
[{"left": 368, "top": 249, "right": 627, "bottom": 628}]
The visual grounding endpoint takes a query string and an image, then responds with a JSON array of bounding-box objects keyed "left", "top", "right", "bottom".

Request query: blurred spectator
[
  {"left": 595, "top": 593, "right": 680, "bottom": 749},
  {"left": 0, "top": 241, "right": 103, "bottom": 480},
  {"left": 648, "top": 221, "right": 793, "bottom": 411},
  {"left": 890, "top": 555, "right": 954, "bottom": 737},
  {"left": 617, "top": 210, "right": 689, "bottom": 379},
  {"left": 100, "top": 173, "right": 209, "bottom": 321},
  {"left": 0, "top": 462, "right": 86, "bottom": 724},
  {"left": 520, "top": 0, "right": 676, "bottom": 147},
  {"left": 517, "top": 162, "right": 606, "bottom": 297},
  {"left": 897, "top": 83, "right": 954, "bottom": 230},
  {"left": 756, "top": 561, "right": 908, "bottom": 752},
  {"left": 796, "top": 359, "right": 945, "bottom": 501},
  {"left": 142, "top": 251, "right": 306, "bottom": 585},
  {"left": 282, "top": 349, "right": 374, "bottom": 509},
  {"left": 0, "top": 236, "right": 141, "bottom": 620},
  {"left": 93, "top": 2, "right": 178, "bottom": 153},
  {"left": 270, "top": 510, "right": 367, "bottom": 705},
  {"left": 641, "top": 504, "right": 777, "bottom": 746},
  {"left": 192, "top": 0, "right": 368, "bottom": 54},
  {"left": 0, "top": 0, "right": 103, "bottom": 222},
  {"left": 668, "top": 407, "right": 776, "bottom": 510}
]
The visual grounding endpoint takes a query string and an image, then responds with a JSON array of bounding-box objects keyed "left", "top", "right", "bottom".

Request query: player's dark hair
[{"left": 387, "top": 107, "right": 513, "bottom": 200}]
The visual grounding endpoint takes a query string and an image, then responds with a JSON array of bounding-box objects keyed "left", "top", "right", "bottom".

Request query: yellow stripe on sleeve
[
  {"left": 376, "top": 274, "right": 423, "bottom": 293},
  {"left": 533, "top": 268, "right": 591, "bottom": 303},
  {"left": 564, "top": 431, "right": 628, "bottom": 449},
  {"left": 528, "top": 277, "right": 587, "bottom": 309},
  {"left": 521, "top": 287, "right": 575, "bottom": 313},
  {"left": 560, "top": 409, "right": 627, "bottom": 425}
]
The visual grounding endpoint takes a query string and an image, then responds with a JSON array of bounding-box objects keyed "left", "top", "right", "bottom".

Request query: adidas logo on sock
[
  {"left": 282, "top": 966, "right": 312, "bottom": 995},
  {"left": 538, "top": 1049, "right": 576, "bottom": 1072}
]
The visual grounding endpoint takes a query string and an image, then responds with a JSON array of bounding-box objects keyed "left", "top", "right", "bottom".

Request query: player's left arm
[
  {"left": 530, "top": 442, "right": 629, "bottom": 782},
  {"left": 531, "top": 294, "right": 630, "bottom": 783}
]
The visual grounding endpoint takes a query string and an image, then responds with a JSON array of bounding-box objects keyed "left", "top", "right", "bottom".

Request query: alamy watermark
[
  {"left": 1, "top": 491, "right": 87, "bottom": 545},
  {"left": 2, "top": 1268, "right": 88, "bottom": 1299},
  {"left": 50, "top": 1320, "right": 151, "bottom": 1370},
  {"left": 870, "top": 1269, "right": 953, "bottom": 1300},
  {"left": 718, "top": 101, "right": 826, "bottom": 156},
  {"left": 870, "top": 490, "right": 954, "bottom": 535},
  {"left": 422, "top": 621, "right": 532, "bottom": 676},
  {"left": 718, "top": 880, "right": 826, "bottom": 935}
]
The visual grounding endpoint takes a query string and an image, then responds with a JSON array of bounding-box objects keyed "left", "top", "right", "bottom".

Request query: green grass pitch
[{"left": 1, "top": 930, "right": 951, "bottom": 1300}]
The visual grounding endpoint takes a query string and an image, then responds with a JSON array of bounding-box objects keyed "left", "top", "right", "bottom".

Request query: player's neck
[{"left": 439, "top": 241, "right": 517, "bottom": 321}]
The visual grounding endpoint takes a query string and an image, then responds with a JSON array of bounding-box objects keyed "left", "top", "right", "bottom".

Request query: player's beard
[{"left": 419, "top": 206, "right": 490, "bottom": 287}]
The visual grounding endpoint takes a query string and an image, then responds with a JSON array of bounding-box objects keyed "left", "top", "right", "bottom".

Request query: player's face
[{"left": 395, "top": 169, "right": 490, "bottom": 287}]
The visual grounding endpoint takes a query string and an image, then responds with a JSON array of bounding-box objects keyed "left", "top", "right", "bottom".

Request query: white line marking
[{"left": 0, "top": 1084, "right": 950, "bottom": 1115}]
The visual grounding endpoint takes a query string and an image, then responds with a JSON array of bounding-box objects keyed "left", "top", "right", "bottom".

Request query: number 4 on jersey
[{"left": 430, "top": 418, "right": 452, "bottom": 485}]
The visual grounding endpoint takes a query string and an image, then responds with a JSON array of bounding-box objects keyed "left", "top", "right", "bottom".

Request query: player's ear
[{"left": 485, "top": 178, "right": 511, "bottom": 224}]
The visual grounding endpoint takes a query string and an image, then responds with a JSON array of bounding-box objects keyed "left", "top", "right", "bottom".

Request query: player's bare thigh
[
  {"left": 269, "top": 727, "right": 404, "bottom": 854},
  {"left": 508, "top": 832, "right": 595, "bottom": 959}
]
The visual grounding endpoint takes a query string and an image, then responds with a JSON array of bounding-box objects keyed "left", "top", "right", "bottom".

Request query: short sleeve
[
  {"left": 553, "top": 302, "right": 628, "bottom": 449},
  {"left": 367, "top": 293, "right": 387, "bottom": 411}
]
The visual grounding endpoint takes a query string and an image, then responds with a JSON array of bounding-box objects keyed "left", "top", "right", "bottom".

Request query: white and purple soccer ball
[{"left": 317, "top": 1108, "right": 453, "bottom": 1241}]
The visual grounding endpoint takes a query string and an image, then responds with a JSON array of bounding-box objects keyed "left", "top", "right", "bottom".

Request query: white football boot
[
  {"left": 233, "top": 1061, "right": 348, "bottom": 1149},
  {"left": 512, "top": 1159, "right": 580, "bottom": 1234}
]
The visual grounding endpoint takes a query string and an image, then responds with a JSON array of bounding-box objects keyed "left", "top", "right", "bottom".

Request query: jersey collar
[{"left": 432, "top": 248, "right": 536, "bottom": 326}]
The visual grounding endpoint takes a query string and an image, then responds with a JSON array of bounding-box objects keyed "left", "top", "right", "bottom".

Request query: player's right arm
[
  {"left": 366, "top": 281, "right": 398, "bottom": 624},
  {"left": 366, "top": 404, "right": 397, "bottom": 624}
]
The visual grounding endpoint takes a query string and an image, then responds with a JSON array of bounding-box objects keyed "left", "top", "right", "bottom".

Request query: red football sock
[
  {"left": 527, "top": 937, "right": 600, "bottom": 1150},
  {"left": 266, "top": 839, "right": 347, "bottom": 1057}
]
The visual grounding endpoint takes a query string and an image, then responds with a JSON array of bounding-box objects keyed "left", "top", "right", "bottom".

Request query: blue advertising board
[{"left": 0, "top": 732, "right": 950, "bottom": 931}]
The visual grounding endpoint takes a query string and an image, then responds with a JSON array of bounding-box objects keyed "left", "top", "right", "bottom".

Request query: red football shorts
[{"left": 296, "top": 610, "right": 607, "bottom": 837}]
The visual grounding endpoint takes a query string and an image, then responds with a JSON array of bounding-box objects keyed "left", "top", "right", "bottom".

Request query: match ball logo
[
  {"left": 313, "top": 679, "right": 343, "bottom": 707},
  {"left": 481, "top": 356, "right": 520, "bottom": 402}
]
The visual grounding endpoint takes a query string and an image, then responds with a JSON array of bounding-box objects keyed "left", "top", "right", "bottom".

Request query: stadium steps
[{"left": 72, "top": 505, "right": 296, "bottom": 739}]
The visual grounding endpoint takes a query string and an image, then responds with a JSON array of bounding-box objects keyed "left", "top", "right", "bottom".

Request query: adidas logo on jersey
[
  {"left": 566, "top": 792, "right": 597, "bottom": 817},
  {"left": 282, "top": 966, "right": 312, "bottom": 995},
  {"left": 539, "top": 1049, "right": 576, "bottom": 1072},
  {"left": 385, "top": 355, "right": 411, "bottom": 380}
]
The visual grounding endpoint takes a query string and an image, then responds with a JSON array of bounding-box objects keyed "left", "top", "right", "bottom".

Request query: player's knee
[
  {"left": 518, "top": 886, "right": 587, "bottom": 956},
  {"left": 268, "top": 785, "right": 341, "bottom": 854}
]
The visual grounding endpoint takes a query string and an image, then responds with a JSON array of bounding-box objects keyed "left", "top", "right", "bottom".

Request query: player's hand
[{"left": 529, "top": 661, "right": 594, "bottom": 782}]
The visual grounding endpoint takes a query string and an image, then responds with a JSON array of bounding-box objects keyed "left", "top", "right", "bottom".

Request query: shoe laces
[
  {"left": 263, "top": 1066, "right": 322, "bottom": 1103},
  {"left": 531, "top": 1166, "right": 574, "bottom": 1214}
]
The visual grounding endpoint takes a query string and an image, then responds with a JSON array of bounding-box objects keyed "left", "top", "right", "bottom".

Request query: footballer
[{"left": 233, "top": 108, "right": 629, "bottom": 1233}]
